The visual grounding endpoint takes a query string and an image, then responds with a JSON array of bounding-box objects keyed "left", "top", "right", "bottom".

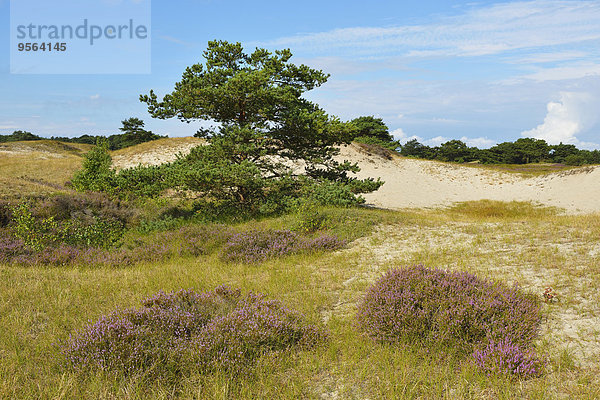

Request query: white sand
[{"left": 338, "top": 144, "right": 600, "bottom": 214}]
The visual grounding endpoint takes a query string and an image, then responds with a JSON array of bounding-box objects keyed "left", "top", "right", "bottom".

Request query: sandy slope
[
  {"left": 108, "top": 138, "right": 600, "bottom": 214},
  {"left": 339, "top": 144, "right": 600, "bottom": 214}
]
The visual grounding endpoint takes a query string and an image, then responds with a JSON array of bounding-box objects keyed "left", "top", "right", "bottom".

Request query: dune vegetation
[
  {"left": 1, "top": 139, "right": 600, "bottom": 398},
  {"left": 1, "top": 40, "right": 599, "bottom": 399}
]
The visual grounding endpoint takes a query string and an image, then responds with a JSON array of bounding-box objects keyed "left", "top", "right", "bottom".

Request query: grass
[
  {"left": 0, "top": 140, "right": 92, "bottom": 200},
  {"left": 1, "top": 202, "right": 600, "bottom": 398},
  {"left": 1, "top": 141, "right": 599, "bottom": 398},
  {"left": 466, "top": 162, "right": 581, "bottom": 177},
  {"left": 447, "top": 200, "right": 559, "bottom": 219}
]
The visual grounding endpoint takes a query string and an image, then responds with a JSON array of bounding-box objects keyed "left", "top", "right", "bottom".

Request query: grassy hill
[{"left": 0, "top": 140, "right": 93, "bottom": 199}]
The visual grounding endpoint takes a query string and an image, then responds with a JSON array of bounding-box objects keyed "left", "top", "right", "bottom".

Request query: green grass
[
  {"left": 2, "top": 202, "right": 600, "bottom": 399},
  {"left": 446, "top": 200, "right": 559, "bottom": 220},
  {"left": 0, "top": 140, "right": 91, "bottom": 200},
  {"left": 466, "top": 162, "right": 581, "bottom": 177},
  {"left": 1, "top": 143, "right": 599, "bottom": 399}
]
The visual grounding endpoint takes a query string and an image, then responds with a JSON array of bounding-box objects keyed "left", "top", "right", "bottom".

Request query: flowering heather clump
[
  {"left": 356, "top": 265, "right": 542, "bottom": 378},
  {"left": 0, "top": 224, "right": 235, "bottom": 267},
  {"left": 0, "top": 234, "right": 27, "bottom": 263},
  {"left": 221, "top": 229, "right": 345, "bottom": 263},
  {"left": 60, "top": 286, "right": 326, "bottom": 377},
  {"left": 473, "top": 339, "right": 545, "bottom": 378}
]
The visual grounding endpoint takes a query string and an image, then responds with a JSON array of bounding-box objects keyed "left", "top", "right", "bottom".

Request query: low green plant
[
  {"left": 10, "top": 202, "right": 59, "bottom": 250},
  {"left": 292, "top": 201, "right": 329, "bottom": 234},
  {"left": 353, "top": 135, "right": 400, "bottom": 151}
]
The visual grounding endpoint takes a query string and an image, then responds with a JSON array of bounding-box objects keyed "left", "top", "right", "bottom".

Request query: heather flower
[
  {"left": 60, "top": 286, "right": 326, "bottom": 377},
  {"left": 221, "top": 229, "right": 345, "bottom": 263},
  {"left": 356, "top": 265, "right": 543, "bottom": 378},
  {"left": 473, "top": 339, "right": 545, "bottom": 379}
]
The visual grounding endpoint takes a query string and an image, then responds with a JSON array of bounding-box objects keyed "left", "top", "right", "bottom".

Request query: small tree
[
  {"left": 350, "top": 116, "right": 393, "bottom": 142},
  {"left": 400, "top": 139, "right": 435, "bottom": 159},
  {"left": 350, "top": 116, "right": 399, "bottom": 150},
  {"left": 140, "top": 40, "right": 381, "bottom": 211},
  {"left": 112, "top": 117, "right": 161, "bottom": 149},
  {"left": 71, "top": 138, "right": 117, "bottom": 193}
]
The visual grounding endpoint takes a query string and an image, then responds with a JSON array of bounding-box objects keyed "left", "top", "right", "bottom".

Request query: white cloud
[
  {"left": 460, "top": 136, "right": 497, "bottom": 148},
  {"left": 521, "top": 91, "right": 600, "bottom": 145},
  {"left": 508, "top": 51, "right": 588, "bottom": 64},
  {"left": 390, "top": 128, "right": 425, "bottom": 144},
  {"left": 263, "top": 1, "right": 600, "bottom": 58},
  {"left": 516, "top": 62, "right": 600, "bottom": 82},
  {"left": 90, "top": 94, "right": 100, "bottom": 100},
  {"left": 424, "top": 136, "right": 450, "bottom": 146}
]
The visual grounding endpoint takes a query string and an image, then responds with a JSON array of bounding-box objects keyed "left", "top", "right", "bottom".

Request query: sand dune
[
  {"left": 106, "top": 138, "right": 600, "bottom": 214},
  {"left": 339, "top": 144, "right": 600, "bottom": 214}
]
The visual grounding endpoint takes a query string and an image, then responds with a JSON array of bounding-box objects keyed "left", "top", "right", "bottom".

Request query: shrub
[
  {"left": 9, "top": 200, "right": 126, "bottom": 250},
  {"left": 71, "top": 138, "right": 117, "bottom": 194},
  {"left": 473, "top": 339, "right": 545, "bottom": 379},
  {"left": 33, "top": 192, "right": 135, "bottom": 226},
  {"left": 221, "top": 229, "right": 345, "bottom": 263},
  {"left": 292, "top": 201, "right": 329, "bottom": 234},
  {"left": 60, "top": 286, "right": 326, "bottom": 377},
  {"left": 10, "top": 202, "right": 59, "bottom": 250},
  {"left": 0, "top": 223, "right": 235, "bottom": 267},
  {"left": 353, "top": 136, "right": 400, "bottom": 152},
  {"left": 0, "top": 234, "right": 27, "bottom": 263},
  {"left": 356, "top": 265, "right": 542, "bottom": 377}
]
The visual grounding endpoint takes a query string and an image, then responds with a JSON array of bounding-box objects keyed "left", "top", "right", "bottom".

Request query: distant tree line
[
  {"left": 399, "top": 138, "right": 600, "bottom": 166},
  {"left": 0, "top": 130, "right": 42, "bottom": 142},
  {"left": 0, "top": 118, "right": 164, "bottom": 150},
  {"left": 340, "top": 117, "right": 599, "bottom": 166},
  {"left": 3, "top": 113, "right": 598, "bottom": 166}
]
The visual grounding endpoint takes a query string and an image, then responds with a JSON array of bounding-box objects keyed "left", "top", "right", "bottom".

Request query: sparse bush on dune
[
  {"left": 60, "top": 286, "right": 327, "bottom": 377},
  {"left": 448, "top": 200, "right": 557, "bottom": 219},
  {"left": 356, "top": 265, "right": 543, "bottom": 379}
]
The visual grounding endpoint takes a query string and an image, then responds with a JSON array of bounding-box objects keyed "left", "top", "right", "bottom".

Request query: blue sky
[{"left": 1, "top": 0, "right": 599, "bottom": 148}]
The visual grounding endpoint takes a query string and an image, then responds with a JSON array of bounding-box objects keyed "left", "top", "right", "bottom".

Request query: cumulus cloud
[
  {"left": 391, "top": 128, "right": 420, "bottom": 144},
  {"left": 521, "top": 92, "right": 599, "bottom": 145}
]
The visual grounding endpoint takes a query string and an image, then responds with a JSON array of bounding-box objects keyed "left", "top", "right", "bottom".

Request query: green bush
[
  {"left": 292, "top": 201, "right": 329, "bottom": 234},
  {"left": 353, "top": 135, "right": 400, "bottom": 151},
  {"left": 71, "top": 138, "right": 117, "bottom": 194},
  {"left": 10, "top": 203, "right": 59, "bottom": 250},
  {"left": 9, "top": 197, "right": 127, "bottom": 250}
]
